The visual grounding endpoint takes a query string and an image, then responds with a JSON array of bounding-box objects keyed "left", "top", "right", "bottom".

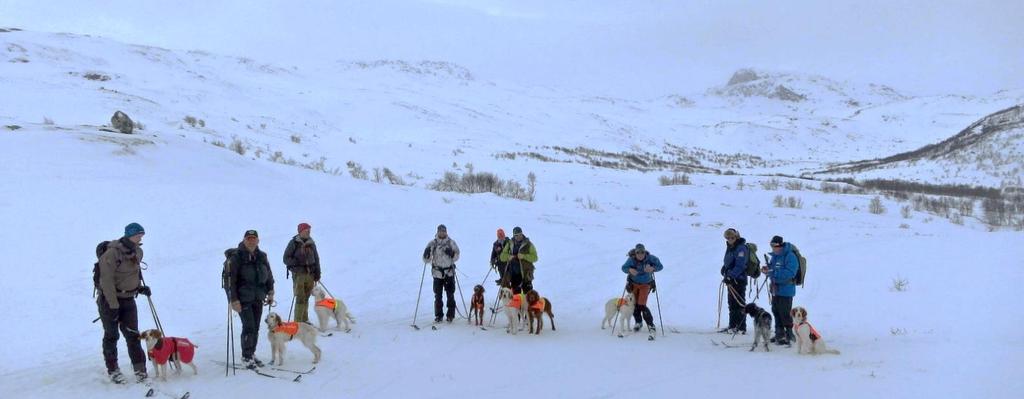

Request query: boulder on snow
[
  {"left": 727, "top": 69, "right": 761, "bottom": 86},
  {"left": 110, "top": 111, "right": 133, "bottom": 134}
]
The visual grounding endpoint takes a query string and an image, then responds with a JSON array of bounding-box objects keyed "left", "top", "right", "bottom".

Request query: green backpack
[
  {"left": 744, "top": 243, "right": 761, "bottom": 278},
  {"left": 790, "top": 244, "right": 807, "bottom": 287}
]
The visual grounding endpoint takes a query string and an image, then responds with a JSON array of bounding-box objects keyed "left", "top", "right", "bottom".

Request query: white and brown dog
[
  {"left": 311, "top": 285, "right": 355, "bottom": 333},
  {"left": 601, "top": 292, "right": 635, "bottom": 334},
  {"left": 264, "top": 312, "right": 322, "bottom": 366},
  {"left": 790, "top": 307, "right": 840, "bottom": 355},
  {"left": 139, "top": 329, "right": 198, "bottom": 381},
  {"left": 498, "top": 287, "right": 527, "bottom": 334}
]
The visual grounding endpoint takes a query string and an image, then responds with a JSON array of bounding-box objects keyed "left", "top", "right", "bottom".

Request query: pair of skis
[{"left": 211, "top": 360, "right": 315, "bottom": 382}]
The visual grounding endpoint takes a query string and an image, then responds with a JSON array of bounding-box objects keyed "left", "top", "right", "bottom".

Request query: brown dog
[
  {"left": 525, "top": 290, "right": 555, "bottom": 335},
  {"left": 470, "top": 284, "right": 486, "bottom": 326}
]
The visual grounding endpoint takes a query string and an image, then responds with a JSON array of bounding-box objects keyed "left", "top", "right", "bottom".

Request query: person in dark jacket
[
  {"left": 490, "top": 228, "right": 510, "bottom": 286},
  {"left": 720, "top": 228, "right": 748, "bottom": 334},
  {"left": 621, "top": 243, "right": 664, "bottom": 333},
  {"left": 498, "top": 226, "right": 539, "bottom": 294},
  {"left": 763, "top": 235, "right": 798, "bottom": 345},
  {"left": 96, "top": 222, "right": 151, "bottom": 384},
  {"left": 228, "top": 229, "right": 276, "bottom": 368},
  {"left": 283, "top": 222, "right": 320, "bottom": 323},
  {"left": 422, "top": 224, "right": 461, "bottom": 323}
]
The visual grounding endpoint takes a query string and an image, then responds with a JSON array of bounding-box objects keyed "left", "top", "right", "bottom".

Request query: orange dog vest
[
  {"left": 316, "top": 298, "right": 337, "bottom": 310},
  {"left": 794, "top": 322, "right": 821, "bottom": 341},
  {"left": 274, "top": 322, "right": 299, "bottom": 336},
  {"left": 530, "top": 298, "right": 546, "bottom": 312},
  {"left": 508, "top": 294, "right": 525, "bottom": 309}
]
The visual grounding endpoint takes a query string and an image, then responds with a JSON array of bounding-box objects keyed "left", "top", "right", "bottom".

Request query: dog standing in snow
[
  {"left": 311, "top": 285, "right": 355, "bottom": 333},
  {"left": 525, "top": 289, "right": 555, "bottom": 335},
  {"left": 264, "top": 312, "right": 322, "bottom": 366},
  {"left": 470, "top": 284, "right": 486, "bottom": 326},
  {"left": 140, "top": 329, "right": 198, "bottom": 381},
  {"left": 498, "top": 287, "right": 526, "bottom": 334},
  {"left": 602, "top": 292, "right": 635, "bottom": 334},
  {"left": 744, "top": 303, "right": 773, "bottom": 352},
  {"left": 791, "top": 307, "right": 840, "bottom": 355}
]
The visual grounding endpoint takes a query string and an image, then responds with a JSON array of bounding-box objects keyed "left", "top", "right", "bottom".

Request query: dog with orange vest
[
  {"left": 791, "top": 307, "right": 840, "bottom": 355},
  {"left": 602, "top": 292, "right": 635, "bottom": 333},
  {"left": 264, "top": 312, "right": 322, "bottom": 366},
  {"left": 139, "top": 329, "right": 198, "bottom": 381},
  {"left": 525, "top": 289, "right": 555, "bottom": 335},
  {"left": 311, "top": 285, "right": 355, "bottom": 333},
  {"left": 470, "top": 284, "right": 486, "bottom": 326},
  {"left": 498, "top": 287, "right": 526, "bottom": 334}
]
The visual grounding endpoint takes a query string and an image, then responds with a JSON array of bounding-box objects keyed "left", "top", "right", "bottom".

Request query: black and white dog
[{"left": 744, "top": 303, "right": 773, "bottom": 352}]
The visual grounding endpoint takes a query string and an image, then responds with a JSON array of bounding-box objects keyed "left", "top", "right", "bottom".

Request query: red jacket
[{"left": 148, "top": 337, "right": 196, "bottom": 365}]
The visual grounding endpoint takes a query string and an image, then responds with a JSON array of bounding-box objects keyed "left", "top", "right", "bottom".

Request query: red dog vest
[
  {"left": 794, "top": 322, "right": 821, "bottom": 341},
  {"left": 530, "top": 298, "right": 546, "bottom": 312},
  {"left": 316, "top": 298, "right": 337, "bottom": 310},
  {"left": 148, "top": 337, "right": 195, "bottom": 365},
  {"left": 274, "top": 322, "right": 299, "bottom": 336}
]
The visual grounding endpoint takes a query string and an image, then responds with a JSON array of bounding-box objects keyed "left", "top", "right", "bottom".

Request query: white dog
[
  {"left": 601, "top": 293, "right": 635, "bottom": 334},
  {"left": 498, "top": 287, "right": 527, "bottom": 335},
  {"left": 140, "top": 329, "right": 198, "bottom": 381},
  {"left": 791, "top": 307, "right": 840, "bottom": 355},
  {"left": 311, "top": 285, "right": 355, "bottom": 333},
  {"left": 264, "top": 312, "right": 322, "bottom": 366}
]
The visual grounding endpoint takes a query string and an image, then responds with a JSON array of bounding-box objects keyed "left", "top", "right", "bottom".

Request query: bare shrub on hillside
[
  {"left": 736, "top": 178, "right": 745, "bottom": 191},
  {"left": 83, "top": 72, "right": 110, "bottom": 81},
  {"left": 527, "top": 172, "right": 536, "bottom": 201},
  {"left": 658, "top": 173, "right": 691, "bottom": 186},
  {"left": 269, "top": 151, "right": 296, "bottom": 165},
  {"left": 382, "top": 167, "right": 409, "bottom": 185},
  {"left": 787, "top": 196, "right": 804, "bottom": 209},
  {"left": 211, "top": 140, "right": 226, "bottom": 148},
  {"left": 576, "top": 196, "right": 602, "bottom": 211},
  {"left": 773, "top": 195, "right": 785, "bottom": 208},
  {"left": 346, "top": 161, "right": 368, "bottom": 180},
  {"left": 869, "top": 197, "right": 886, "bottom": 215},
  {"left": 229, "top": 138, "right": 246, "bottom": 156},
  {"left": 950, "top": 212, "right": 964, "bottom": 225},
  {"left": 900, "top": 205, "right": 912, "bottom": 219},
  {"left": 760, "top": 179, "right": 780, "bottom": 190},
  {"left": 290, "top": 134, "right": 302, "bottom": 144},
  {"left": 42, "top": 116, "right": 54, "bottom": 125},
  {"left": 890, "top": 275, "right": 909, "bottom": 292},
  {"left": 785, "top": 180, "right": 804, "bottom": 191},
  {"left": 184, "top": 115, "right": 205, "bottom": 128},
  {"left": 429, "top": 169, "right": 533, "bottom": 201}
]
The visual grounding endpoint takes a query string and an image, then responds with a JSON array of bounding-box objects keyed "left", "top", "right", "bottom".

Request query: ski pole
[
  {"left": 478, "top": 263, "right": 494, "bottom": 288},
  {"left": 610, "top": 284, "right": 628, "bottom": 336},
  {"left": 318, "top": 281, "right": 336, "bottom": 299},
  {"left": 287, "top": 294, "right": 296, "bottom": 321},
  {"left": 717, "top": 281, "right": 724, "bottom": 329},
  {"left": 652, "top": 272, "right": 665, "bottom": 337},
  {"left": 412, "top": 262, "right": 427, "bottom": 329},
  {"left": 225, "top": 304, "right": 231, "bottom": 376}
]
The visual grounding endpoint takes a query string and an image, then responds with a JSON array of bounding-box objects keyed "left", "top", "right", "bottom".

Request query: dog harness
[
  {"left": 473, "top": 295, "right": 485, "bottom": 310},
  {"left": 794, "top": 321, "right": 821, "bottom": 341},
  {"left": 316, "top": 298, "right": 337, "bottom": 310},
  {"left": 616, "top": 298, "right": 629, "bottom": 307},
  {"left": 530, "top": 298, "right": 546, "bottom": 312},
  {"left": 274, "top": 322, "right": 299, "bottom": 336},
  {"left": 148, "top": 337, "right": 196, "bottom": 365},
  {"left": 507, "top": 293, "right": 525, "bottom": 309}
]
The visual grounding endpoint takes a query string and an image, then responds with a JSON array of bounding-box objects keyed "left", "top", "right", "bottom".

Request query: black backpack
[
  {"left": 222, "top": 248, "right": 238, "bottom": 298},
  {"left": 92, "top": 241, "right": 112, "bottom": 296}
]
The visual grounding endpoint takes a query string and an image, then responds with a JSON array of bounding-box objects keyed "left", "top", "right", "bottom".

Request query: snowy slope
[{"left": 0, "top": 28, "right": 1022, "bottom": 399}]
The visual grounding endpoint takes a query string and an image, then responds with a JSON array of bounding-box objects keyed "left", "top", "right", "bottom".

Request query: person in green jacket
[{"left": 499, "top": 226, "right": 539, "bottom": 294}]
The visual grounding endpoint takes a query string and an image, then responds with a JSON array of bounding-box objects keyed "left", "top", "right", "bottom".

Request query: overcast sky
[{"left": 1, "top": 0, "right": 1020, "bottom": 97}]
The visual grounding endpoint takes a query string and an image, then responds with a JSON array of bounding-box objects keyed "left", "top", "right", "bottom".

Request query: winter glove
[
  {"left": 137, "top": 286, "right": 152, "bottom": 297},
  {"left": 643, "top": 265, "right": 655, "bottom": 273},
  {"left": 265, "top": 292, "right": 275, "bottom": 306},
  {"left": 628, "top": 269, "right": 638, "bottom": 276},
  {"left": 444, "top": 247, "right": 454, "bottom": 257},
  {"left": 720, "top": 266, "right": 727, "bottom": 276},
  {"left": 422, "top": 247, "right": 431, "bottom": 260},
  {"left": 723, "top": 277, "right": 734, "bottom": 284}
]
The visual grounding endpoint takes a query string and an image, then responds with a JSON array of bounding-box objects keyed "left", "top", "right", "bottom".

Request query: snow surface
[{"left": 0, "top": 28, "right": 1022, "bottom": 399}]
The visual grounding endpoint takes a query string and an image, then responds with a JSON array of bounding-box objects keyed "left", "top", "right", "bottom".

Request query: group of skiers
[
  {"left": 95, "top": 222, "right": 803, "bottom": 384},
  {"left": 720, "top": 228, "right": 801, "bottom": 345}
]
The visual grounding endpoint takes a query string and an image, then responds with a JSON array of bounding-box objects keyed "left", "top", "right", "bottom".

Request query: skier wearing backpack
[
  {"left": 499, "top": 226, "right": 538, "bottom": 294},
  {"left": 622, "top": 243, "right": 663, "bottom": 333},
  {"left": 720, "top": 228, "right": 748, "bottom": 334},
  {"left": 227, "top": 229, "right": 276, "bottom": 368},
  {"left": 283, "top": 222, "right": 320, "bottom": 323},
  {"left": 422, "top": 224, "right": 460, "bottom": 323},
  {"left": 96, "top": 222, "right": 151, "bottom": 384},
  {"left": 763, "top": 235, "right": 798, "bottom": 345},
  {"left": 490, "top": 228, "right": 510, "bottom": 285}
]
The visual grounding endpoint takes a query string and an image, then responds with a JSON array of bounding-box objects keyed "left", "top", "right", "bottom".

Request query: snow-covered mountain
[{"left": 1, "top": 26, "right": 1022, "bottom": 399}]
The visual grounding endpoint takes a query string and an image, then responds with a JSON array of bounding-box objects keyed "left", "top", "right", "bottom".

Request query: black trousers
[
  {"left": 508, "top": 271, "right": 524, "bottom": 294},
  {"left": 238, "top": 301, "right": 263, "bottom": 359},
  {"left": 726, "top": 279, "right": 748, "bottom": 331},
  {"left": 771, "top": 295, "right": 794, "bottom": 339},
  {"left": 632, "top": 305, "right": 654, "bottom": 326},
  {"left": 433, "top": 276, "right": 456, "bottom": 319},
  {"left": 97, "top": 296, "right": 146, "bottom": 373}
]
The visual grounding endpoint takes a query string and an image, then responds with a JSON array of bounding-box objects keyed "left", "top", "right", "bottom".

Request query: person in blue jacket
[
  {"left": 720, "top": 228, "right": 748, "bottom": 334},
  {"left": 763, "top": 235, "right": 798, "bottom": 345},
  {"left": 622, "top": 243, "right": 664, "bottom": 333}
]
